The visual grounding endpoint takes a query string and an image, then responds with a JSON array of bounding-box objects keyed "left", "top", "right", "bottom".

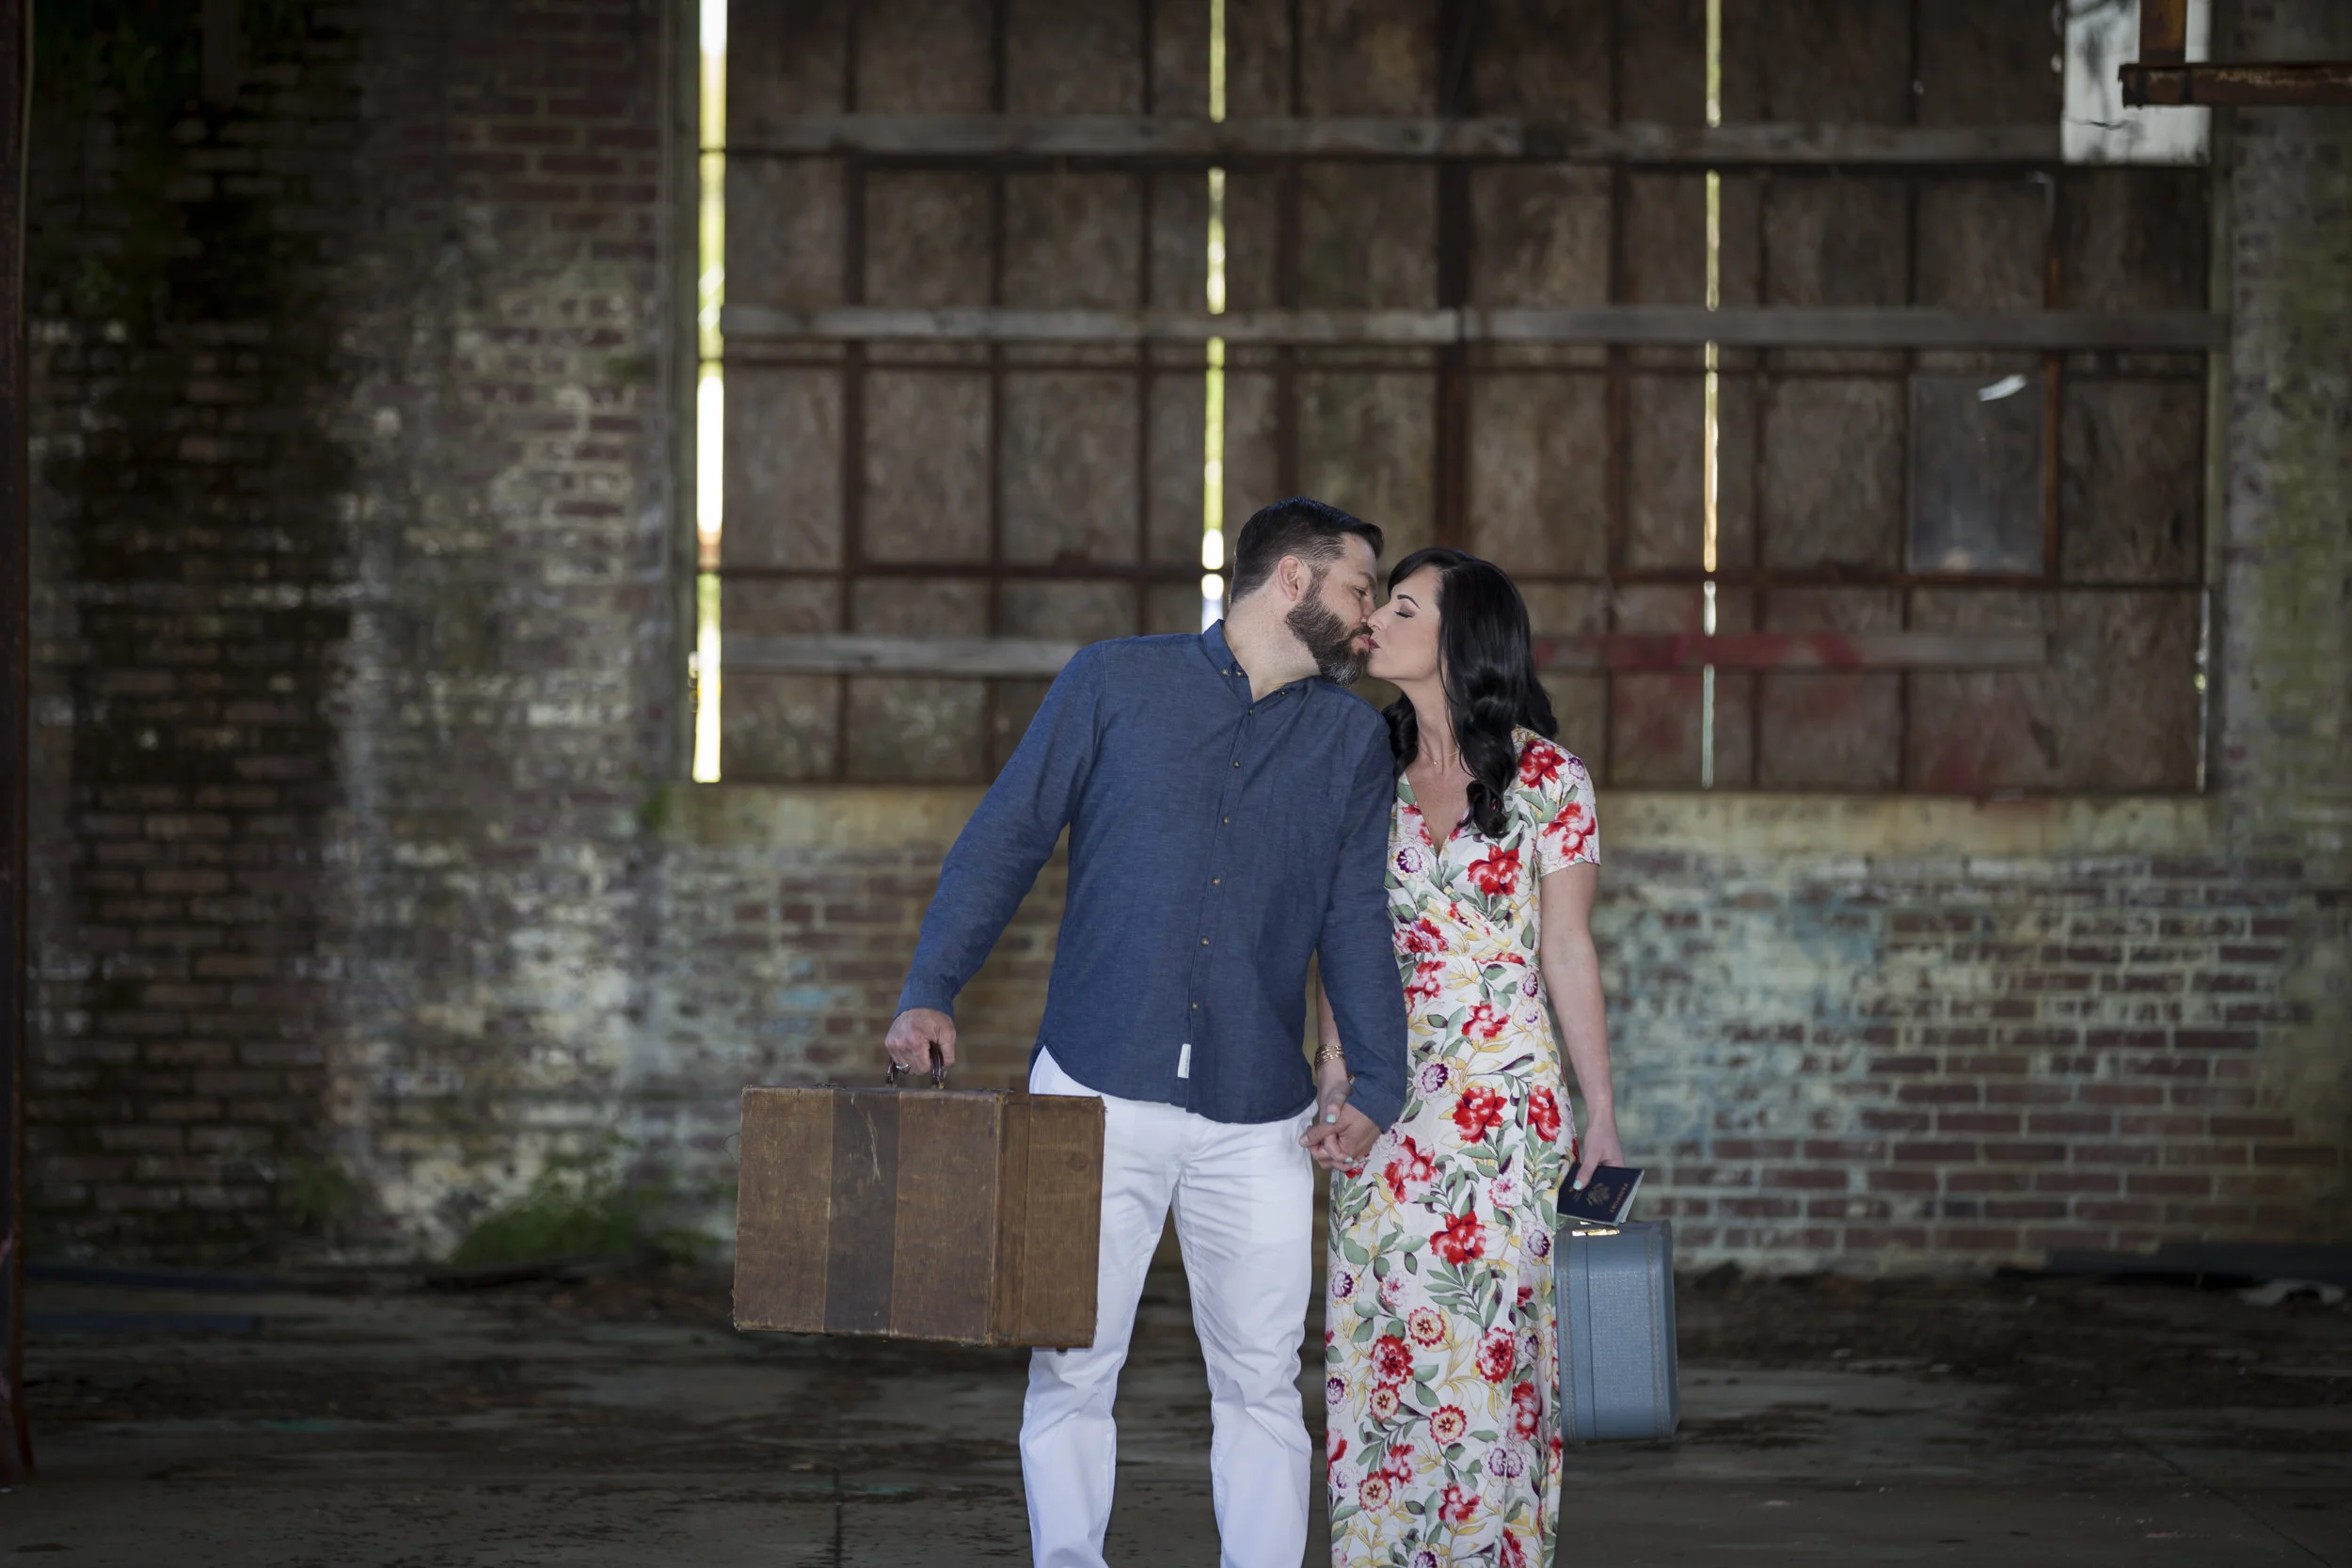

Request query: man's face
[{"left": 1284, "top": 535, "right": 1379, "bottom": 685}]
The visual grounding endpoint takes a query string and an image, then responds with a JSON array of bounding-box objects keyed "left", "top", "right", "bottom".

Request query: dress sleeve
[{"left": 1526, "top": 738, "right": 1600, "bottom": 876}]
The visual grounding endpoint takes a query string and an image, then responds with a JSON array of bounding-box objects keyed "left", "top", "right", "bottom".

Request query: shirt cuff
[
  {"left": 1348, "top": 1076, "right": 1406, "bottom": 1132},
  {"left": 894, "top": 979, "right": 958, "bottom": 1018}
]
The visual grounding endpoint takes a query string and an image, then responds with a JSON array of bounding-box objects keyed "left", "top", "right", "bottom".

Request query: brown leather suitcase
[{"left": 732, "top": 1083, "right": 1104, "bottom": 1348}]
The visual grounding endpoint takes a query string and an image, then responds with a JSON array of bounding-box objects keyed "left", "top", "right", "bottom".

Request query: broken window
[{"left": 1906, "top": 373, "right": 2047, "bottom": 578}]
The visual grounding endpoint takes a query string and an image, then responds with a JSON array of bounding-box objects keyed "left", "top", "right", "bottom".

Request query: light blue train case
[{"left": 1554, "top": 1217, "right": 1680, "bottom": 1443}]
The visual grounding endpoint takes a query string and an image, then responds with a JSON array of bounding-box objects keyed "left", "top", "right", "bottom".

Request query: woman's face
[{"left": 1364, "top": 564, "right": 1443, "bottom": 686}]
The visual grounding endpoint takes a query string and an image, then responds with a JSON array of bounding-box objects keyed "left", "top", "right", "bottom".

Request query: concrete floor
[{"left": 2, "top": 1254, "right": 2346, "bottom": 1566}]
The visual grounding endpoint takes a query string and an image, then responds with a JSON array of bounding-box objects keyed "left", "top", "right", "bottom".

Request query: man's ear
[{"left": 1277, "top": 553, "right": 1309, "bottom": 605}]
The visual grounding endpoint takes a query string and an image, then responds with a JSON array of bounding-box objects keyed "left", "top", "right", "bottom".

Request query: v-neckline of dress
[{"left": 1397, "top": 771, "right": 1469, "bottom": 851}]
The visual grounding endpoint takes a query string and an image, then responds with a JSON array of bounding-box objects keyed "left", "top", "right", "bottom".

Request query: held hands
[
  {"left": 884, "top": 1007, "right": 958, "bottom": 1079},
  {"left": 1571, "top": 1110, "right": 1624, "bottom": 1192},
  {"left": 1300, "top": 1056, "right": 1381, "bottom": 1171}
]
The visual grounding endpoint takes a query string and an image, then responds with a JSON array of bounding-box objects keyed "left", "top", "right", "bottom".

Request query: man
[{"left": 884, "top": 497, "right": 1409, "bottom": 1568}]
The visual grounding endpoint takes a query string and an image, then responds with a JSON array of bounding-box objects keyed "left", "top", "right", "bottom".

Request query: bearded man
[{"left": 884, "top": 497, "right": 1409, "bottom": 1568}]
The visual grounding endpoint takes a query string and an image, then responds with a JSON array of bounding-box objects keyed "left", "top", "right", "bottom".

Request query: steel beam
[
  {"left": 722, "top": 304, "right": 2225, "bottom": 352},
  {"left": 731, "top": 115, "right": 2061, "bottom": 166},
  {"left": 0, "top": 0, "right": 33, "bottom": 1483},
  {"left": 2121, "top": 61, "right": 2352, "bottom": 106}
]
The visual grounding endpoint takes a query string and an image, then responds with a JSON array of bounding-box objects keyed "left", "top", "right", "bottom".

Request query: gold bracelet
[{"left": 1315, "top": 1046, "right": 1348, "bottom": 1067}]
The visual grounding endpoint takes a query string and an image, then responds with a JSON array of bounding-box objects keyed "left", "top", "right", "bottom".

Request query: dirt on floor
[{"left": 37, "top": 1258, "right": 2340, "bottom": 1446}]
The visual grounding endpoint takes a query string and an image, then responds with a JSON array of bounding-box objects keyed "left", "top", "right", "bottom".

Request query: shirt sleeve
[
  {"left": 1319, "top": 723, "right": 1410, "bottom": 1130},
  {"left": 1530, "top": 740, "right": 1601, "bottom": 876},
  {"left": 895, "top": 646, "right": 1105, "bottom": 1018}
]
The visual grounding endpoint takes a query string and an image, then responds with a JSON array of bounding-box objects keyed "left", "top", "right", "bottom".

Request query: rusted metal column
[
  {"left": 2140, "top": 0, "right": 2190, "bottom": 65},
  {"left": 0, "top": 0, "right": 33, "bottom": 1483}
]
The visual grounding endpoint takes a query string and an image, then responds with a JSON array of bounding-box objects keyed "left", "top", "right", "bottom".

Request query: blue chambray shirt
[{"left": 895, "top": 622, "right": 1410, "bottom": 1129}]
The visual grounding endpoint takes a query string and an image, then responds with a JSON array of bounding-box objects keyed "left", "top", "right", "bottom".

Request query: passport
[{"left": 1557, "top": 1164, "right": 1644, "bottom": 1226}]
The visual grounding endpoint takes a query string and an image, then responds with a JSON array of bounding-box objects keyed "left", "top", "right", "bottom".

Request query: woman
[{"left": 1314, "top": 546, "right": 1620, "bottom": 1567}]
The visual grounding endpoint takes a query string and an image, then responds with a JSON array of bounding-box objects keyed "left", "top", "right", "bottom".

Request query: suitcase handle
[{"left": 884, "top": 1043, "right": 947, "bottom": 1088}]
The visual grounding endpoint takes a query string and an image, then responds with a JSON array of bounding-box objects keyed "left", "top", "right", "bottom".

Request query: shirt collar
[
  {"left": 1200, "top": 620, "right": 1313, "bottom": 703},
  {"left": 1201, "top": 620, "right": 1240, "bottom": 678}
]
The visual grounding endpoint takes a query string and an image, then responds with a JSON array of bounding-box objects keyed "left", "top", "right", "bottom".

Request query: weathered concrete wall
[{"left": 323, "top": 0, "right": 685, "bottom": 1253}]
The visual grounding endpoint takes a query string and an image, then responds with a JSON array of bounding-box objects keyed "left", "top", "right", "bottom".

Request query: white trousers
[{"left": 1022, "top": 1049, "right": 1314, "bottom": 1568}]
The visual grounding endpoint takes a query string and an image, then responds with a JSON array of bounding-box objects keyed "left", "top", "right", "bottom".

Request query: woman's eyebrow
[{"left": 1393, "top": 593, "right": 1421, "bottom": 609}]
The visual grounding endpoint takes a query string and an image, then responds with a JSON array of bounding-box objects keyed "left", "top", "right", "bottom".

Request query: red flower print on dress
[
  {"left": 1528, "top": 1086, "right": 1562, "bottom": 1143},
  {"left": 1406, "top": 957, "right": 1444, "bottom": 1006},
  {"left": 1372, "top": 1334, "right": 1416, "bottom": 1386},
  {"left": 1406, "top": 1306, "right": 1447, "bottom": 1347},
  {"left": 1328, "top": 1430, "right": 1347, "bottom": 1463},
  {"left": 1502, "top": 1531, "right": 1530, "bottom": 1568},
  {"left": 1452, "top": 1085, "right": 1507, "bottom": 1140},
  {"left": 1357, "top": 1473, "right": 1391, "bottom": 1510},
  {"left": 1467, "top": 846, "right": 1520, "bottom": 896},
  {"left": 1370, "top": 1383, "right": 1402, "bottom": 1421},
  {"left": 1383, "top": 1134, "right": 1436, "bottom": 1202},
  {"left": 1518, "top": 740, "right": 1565, "bottom": 788},
  {"left": 1399, "top": 915, "right": 1447, "bottom": 956},
  {"left": 1476, "top": 1326, "right": 1516, "bottom": 1382},
  {"left": 1541, "top": 801, "right": 1595, "bottom": 864},
  {"left": 1438, "top": 1485, "right": 1482, "bottom": 1527},
  {"left": 1433, "top": 1212, "right": 1486, "bottom": 1266},
  {"left": 1463, "top": 1003, "right": 1508, "bottom": 1041},
  {"left": 1511, "top": 1380, "right": 1541, "bottom": 1440},
  {"left": 1430, "top": 1404, "right": 1469, "bottom": 1445},
  {"left": 1380, "top": 1441, "right": 1417, "bottom": 1486}
]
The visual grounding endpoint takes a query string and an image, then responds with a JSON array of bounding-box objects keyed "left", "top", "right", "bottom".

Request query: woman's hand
[
  {"left": 1571, "top": 1110, "right": 1624, "bottom": 1192},
  {"left": 1312, "top": 1054, "right": 1353, "bottom": 1124}
]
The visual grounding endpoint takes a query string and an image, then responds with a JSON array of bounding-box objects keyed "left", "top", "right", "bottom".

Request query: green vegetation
[
  {"left": 449, "top": 1140, "right": 720, "bottom": 1269},
  {"left": 281, "top": 1156, "right": 361, "bottom": 1238}
]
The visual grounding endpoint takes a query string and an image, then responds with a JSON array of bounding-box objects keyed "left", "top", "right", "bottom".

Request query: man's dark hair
[{"left": 1229, "top": 497, "right": 1383, "bottom": 601}]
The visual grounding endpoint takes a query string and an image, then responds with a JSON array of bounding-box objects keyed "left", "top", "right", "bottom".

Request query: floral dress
[{"left": 1326, "top": 731, "right": 1600, "bottom": 1567}]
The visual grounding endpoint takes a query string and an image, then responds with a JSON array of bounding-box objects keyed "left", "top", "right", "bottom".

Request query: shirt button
[
  {"left": 1222, "top": 816, "right": 1231, "bottom": 824},
  {"left": 1212, "top": 878, "right": 1221, "bottom": 885},
  {"left": 1200, "top": 937, "right": 1210, "bottom": 946},
  {"left": 1191, "top": 1002, "right": 1200, "bottom": 1009},
  {"left": 1232, "top": 760, "right": 1241, "bottom": 768}
]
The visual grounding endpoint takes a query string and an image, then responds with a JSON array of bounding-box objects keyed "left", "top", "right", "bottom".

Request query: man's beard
[{"left": 1287, "top": 589, "right": 1372, "bottom": 686}]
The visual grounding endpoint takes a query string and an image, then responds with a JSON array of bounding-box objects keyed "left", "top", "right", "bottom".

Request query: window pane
[{"left": 1906, "top": 373, "right": 2045, "bottom": 577}]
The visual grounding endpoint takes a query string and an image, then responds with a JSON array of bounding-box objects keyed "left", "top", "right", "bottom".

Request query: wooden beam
[
  {"left": 728, "top": 634, "right": 1083, "bottom": 679},
  {"left": 2121, "top": 61, "right": 2352, "bottom": 107},
  {"left": 722, "top": 303, "right": 2226, "bottom": 351},
  {"left": 724, "top": 632, "right": 2048, "bottom": 679},
  {"left": 731, "top": 115, "right": 2061, "bottom": 166},
  {"left": 1545, "top": 633, "right": 2049, "bottom": 673}
]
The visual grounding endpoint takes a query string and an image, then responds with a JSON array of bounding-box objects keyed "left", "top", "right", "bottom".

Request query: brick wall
[
  {"left": 1597, "top": 838, "right": 2343, "bottom": 1259},
  {"left": 26, "top": 5, "right": 364, "bottom": 1251},
  {"left": 27, "top": 0, "right": 686, "bottom": 1258},
  {"left": 654, "top": 792, "right": 2347, "bottom": 1270}
]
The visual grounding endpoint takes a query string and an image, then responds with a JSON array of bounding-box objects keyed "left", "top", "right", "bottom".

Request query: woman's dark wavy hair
[{"left": 1382, "top": 547, "right": 1557, "bottom": 841}]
